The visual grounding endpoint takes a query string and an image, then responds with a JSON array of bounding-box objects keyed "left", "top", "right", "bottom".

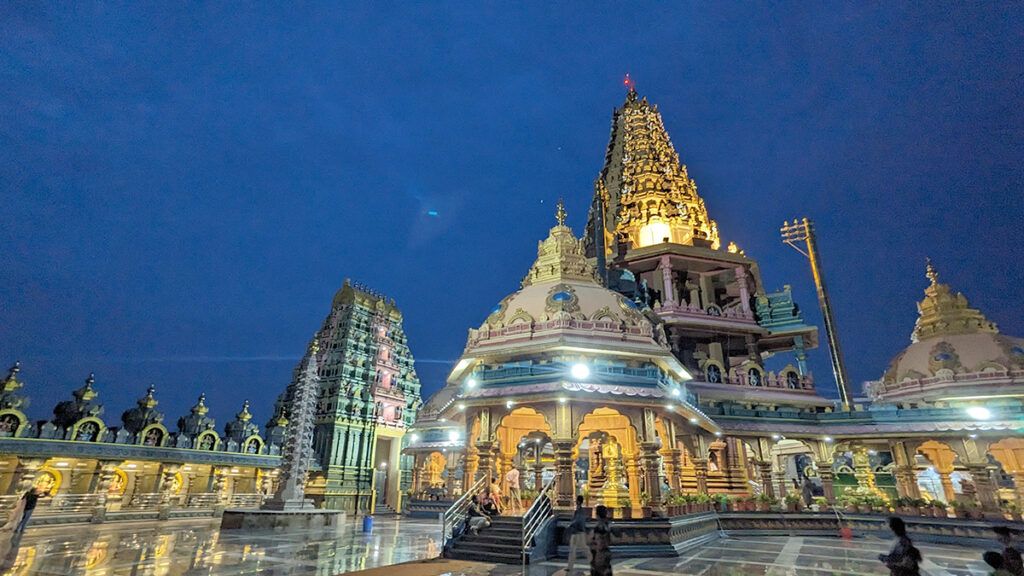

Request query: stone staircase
[
  {"left": 446, "top": 516, "right": 525, "bottom": 564},
  {"left": 374, "top": 503, "right": 397, "bottom": 516}
]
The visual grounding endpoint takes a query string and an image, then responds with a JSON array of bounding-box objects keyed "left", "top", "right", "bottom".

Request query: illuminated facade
[
  {"left": 283, "top": 280, "right": 422, "bottom": 513},
  {"left": 407, "top": 88, "right": 1024, "bottom": 519},
  {"left": 0, "top": 368, "right": 280, "bottom": 526}
]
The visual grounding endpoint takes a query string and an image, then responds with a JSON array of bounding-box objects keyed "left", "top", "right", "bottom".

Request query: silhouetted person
[
  {"left": 13, "top": 488, "right": 41, "bottom": 533},
  {"left": 878, "top": 516, "right": 921, "bottom": 576},
  {"left": 985, "top": 551, "right": 1014, "bottom": 576},
  {"left": 994, "top": 526, "right": 1024, "bottom": 576},
  {"left": 801, "top": 477, "right": 814, "bottom": 507},
  {"left": 589, "top": 505, "right": 614, "bottom": 576},
  {"left": 566, "top": 495, "right": 591, "bottom": 574}
]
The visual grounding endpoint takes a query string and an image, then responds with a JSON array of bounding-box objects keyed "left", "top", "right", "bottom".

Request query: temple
[
  {"left": 402, "top": 87, "right": 1024, "bottom": 536},
  {"left": 0, "top": 87, "right": 1021, "bottom": 539}
]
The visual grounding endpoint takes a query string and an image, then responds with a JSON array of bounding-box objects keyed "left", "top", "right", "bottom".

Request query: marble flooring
[
  {"left": 0, "top": 519, "right": 1001, "bottom": 576},
  {"left": 0, "top": 516, "right": 443, "bottom": 576}
]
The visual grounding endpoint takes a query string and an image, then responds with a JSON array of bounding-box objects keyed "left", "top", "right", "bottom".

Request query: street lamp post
[{"left": 780, "top": 218, "right": 853, "bottom": 410}]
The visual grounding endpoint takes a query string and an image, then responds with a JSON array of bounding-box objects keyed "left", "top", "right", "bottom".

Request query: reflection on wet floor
[
  {"left": 0, "top": 516, "right": 443, "bottom": 576},
  {"left": 0, "top": 521, "right": 999, "bottom": 576}
]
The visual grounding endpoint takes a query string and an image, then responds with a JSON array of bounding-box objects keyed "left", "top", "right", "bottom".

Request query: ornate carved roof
[
  {"left": 177, "top": 393, "right": 216, "bottom": 437},
  {"left": 0, "top": 362, "right": 27, "bottom": 411},
  {"left": 225, "top": 400, "right": 260, "bottom": 441},
  {"left": 521, "top": 200, "right": 600, "bottom": 287},
  {"left": 585, "top": 87, "right": 720, "bottom": 256},
  {"left": 913, "top": 259, "right": 998, "bottom": 342},
  {"left": 53, "top": 373, "right": 104, "bottom": 428},
  {"left": 121, "top": 385, "right": 164, "bottom": 433}
]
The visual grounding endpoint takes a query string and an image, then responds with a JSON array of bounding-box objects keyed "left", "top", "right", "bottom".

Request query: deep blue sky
[{"left": 2, "top": 3, "right": 1022, "bottom": 428}]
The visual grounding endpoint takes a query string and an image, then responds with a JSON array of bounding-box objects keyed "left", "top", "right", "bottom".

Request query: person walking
[
  {"left": 13, "top": 487, "right": 41, "bottom": 533},
  {"left": 801, "top": 477, "right": 814, "bottom": 508},
  {"left": 993, "top": 526, "right": 1024, "bottom": 576},
  {"left": 565, "top": 495, "right": 591, "bottom": 574},
  {"left": 985, "top": 551, "right": 1015, "bottom": 576},
  {"left": 878, "top": 516, "right": 921, "bottom": 576},
  {"left": 588, "top": 505, "right": 614, "bottom": 576}
]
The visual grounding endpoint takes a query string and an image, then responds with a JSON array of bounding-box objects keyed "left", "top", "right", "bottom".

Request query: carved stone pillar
[
  {"left": 463, "top": 452, "right": 479, "bottom": 491},
  {"left": 212, "top": 467, "right": 230, "bottom": 504},
  {"left": 966, "top": 463, "right": 999, "bottom": 511},
  {"left": 641, "top": 442, "right": 664, "bottom": 512},
  {"left": 94, "top": 461, "right": 121, "bottom": 506},
  {"left": 158, "top": 465, "right": 181, "bottom": 505},
  {"left": 938, "top": 471, "right": 956, "bottom": 502},
  {"left": 659, "top": 255, "right": 676, "bottom": 305},
  {"left": 757, "top": 461, "right": 775, "bottom": 500},
  {"left": 12, "top": 458, "right": 45, "bottom": 495},
  {"left": 260, "top": 470, "right": 275, "bottom": 498},
  {"left": 553, "top": 440, "right": 575, "bottom": 508},
  {"left": 665, "top": 450, "right": 682, "bottom": 491},
  {"left": 894, "top": 466, "right": 921, "bottom": 500},
  {"left": 691, "top": 458, "right": 709, "bottom": 495},
  {"left": 774, "top": 470, "right": 788, "bottom": 498},
  {"left": 734, "top": 266, "right": 751, "bottom": 315},
  {"left": 474, "top": 441, "right": 494, "bottom": 483}
]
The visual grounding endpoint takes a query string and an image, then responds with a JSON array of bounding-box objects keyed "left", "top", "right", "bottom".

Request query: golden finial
[
  {"left": 555, "top": 198, "right": 566, "bottom": 226},
  {"left": 925, "top": 257, "right": 938, "bottom": 286},
  {"left": 309, "top": 336, "right": 320, "bottom": 355}
]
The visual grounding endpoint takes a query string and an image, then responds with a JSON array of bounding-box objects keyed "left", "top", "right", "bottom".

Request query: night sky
[{"left": 2, "top": 4, "right": 1022, "bottom": 428}]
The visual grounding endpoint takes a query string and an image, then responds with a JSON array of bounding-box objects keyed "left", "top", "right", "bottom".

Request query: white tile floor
[
  {"left": 0, "top": 520, "right": 1000, "bottom": 576},
  {"left": 0, "top": 516, "right": 443, "bottom": 576}
]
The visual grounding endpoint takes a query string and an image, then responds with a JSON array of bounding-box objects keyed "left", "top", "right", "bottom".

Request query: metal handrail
[
  {"left": 521, "top": 472, "right": 559, "bottom": 569},
  {"left": 441, "top": 476, "right": 486, "bottom": 549}
]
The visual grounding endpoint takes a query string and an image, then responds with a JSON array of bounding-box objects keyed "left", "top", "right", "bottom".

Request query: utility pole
[{"left": 780, "top": 218, "right": 853, "bottom": 410}]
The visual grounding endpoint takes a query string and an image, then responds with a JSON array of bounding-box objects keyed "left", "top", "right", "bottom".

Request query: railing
[
  {"left": 229, "top": 493, "right": 266, "bottom": 508},
  {"left": 46, "top": 493, "right": 101, "bottom": 513},
  {"left": 126, "top": 492, "right": 163, "bottom": 510},
  {"left": 186, "top": 493, "right": 222, "bottom": 508},
  {"left": 440, "top": 476, "right": 486, "bottom": 550},
  {"left": 521, "top": 472, "right": 559, "bottom": 569}
]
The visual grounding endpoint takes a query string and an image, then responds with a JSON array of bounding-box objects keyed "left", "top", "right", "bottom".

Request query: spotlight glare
[
  {"left": 671, "top": 388, "right": 681, "bottom": 396},
  {"left": 771, "top": 434, "right": 780, "bottom": 440},
  {"left": 966, "top": 406, "right": 991, "bottom": 420},
  {"left": 448, "top": 431, "right": 459, "bottom": 442},
  {"left": 571, "top": 363, "right": 590, "bottom": 380},
  {"left": 466, "top": 378, "right": 478, "bottom": 389},
  {"left": 689, "top": 417, "right": 698, "bottom": 424},
  {"left": 558, "top": 397, "right": 567, "bottom": 404},
  {"left": 823, "top": 436, "right": 833, "bottom": 443}
]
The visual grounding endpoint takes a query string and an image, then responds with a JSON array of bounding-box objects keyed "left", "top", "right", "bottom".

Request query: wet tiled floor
[
  {"left": 0, "top": 516, "right": 443, "bottom": 576},
  {"left": 0, "top": 520, "right": 999, "bottom": 576}
]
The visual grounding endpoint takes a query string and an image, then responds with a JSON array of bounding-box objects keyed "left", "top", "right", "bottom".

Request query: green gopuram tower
[{"left": 274, "top": 280, "right": 421, "bottom": 513}]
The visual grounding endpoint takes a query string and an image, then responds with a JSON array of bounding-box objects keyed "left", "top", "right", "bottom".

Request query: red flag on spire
[{"left": 623, "top": 73, "right": 635, "bottom": 91}]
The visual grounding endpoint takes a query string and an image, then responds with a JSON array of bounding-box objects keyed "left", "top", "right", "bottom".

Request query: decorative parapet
[
  {"left": 865, "top": 368, "right": 1024, "bottom": 402},
  {"left": 756, "top": 285, "right": 810, "bottom": 332},
  {"left": 0, "top": 436, "right": 281, "bottom": 467}
]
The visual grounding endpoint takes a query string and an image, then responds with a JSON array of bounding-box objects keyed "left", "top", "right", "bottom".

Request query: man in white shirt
[{"left": 505, "top": 467, "right": 522, "bottom": 514}]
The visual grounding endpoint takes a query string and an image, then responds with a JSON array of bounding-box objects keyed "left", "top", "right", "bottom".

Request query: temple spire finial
[
  {"left": 555, "top": 198, "right": 566, "bottom": 226},
  {"left": 925, "top": 257, "right": 938, "bottom": 286}
]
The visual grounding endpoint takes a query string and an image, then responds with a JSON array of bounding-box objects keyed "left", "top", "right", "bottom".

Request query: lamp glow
[
  {"left": 823, "top": 436, "right": 833, "bottom": 443},
  {"left": 771, "top": 434, "right": 780, "bottom": 440},
  {"left": 966, "top": 406, "right": 991, "bottom": 420},
  {"left": 457, "top": 402, "right": 466, "bottom": 411},
  {"left": 448, "top": 431, "right": 459, "bottom": 442},
  {"left": 571, "top": 363, "right": 590, "bottom": 380},
  {"left": 506, "top": 400, "right": 515, "bottom": 409},
  {"left": 466, "top": 378, "right": 477, "bottom": 389},
  {"left": 671, "top": 388, "right": 680, "bottom": 396},
  {"left": 410, "top": 434, "right": 420, "bottom": 442},
  {"left": 558, "top": 397, "right": 567, "bottom": 404},
  {"left": 689, "top": 417, "right": 698, "bottom": 424}
]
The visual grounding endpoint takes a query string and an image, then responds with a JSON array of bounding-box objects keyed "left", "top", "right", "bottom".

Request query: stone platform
[{"left": 220, "top": 508, "right": 346, "bottom": 531}]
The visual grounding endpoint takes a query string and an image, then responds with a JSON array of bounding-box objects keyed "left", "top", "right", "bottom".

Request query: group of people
[{"left": 879, "top": 517, "right": 1023, "bottom": 576}]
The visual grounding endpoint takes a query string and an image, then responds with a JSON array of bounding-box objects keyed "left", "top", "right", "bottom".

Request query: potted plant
[
  {"left": 931, "top": 500, "right": 948, "bottom": 518},
  {"left": 619, "top": 506, "right": 632, "bottom": 520},
  {"left": 695, "top": 493, "right": 712, "bottom": 513},
  {"left": 812, "top": 496, "right": 828, "bottom": 513},
  {"left": 784, "top": 493, "right": 801, "bottom": 513},
  {"left": 870, "top": 495, "right": 890, "bottom": 514},
  {"left": 756, "top": 493, "right": 773, "bottom": 512},
  {"left": 839, "top": 494, "right": 859, "bottom": 513},
  {"left": 715, "top": 493, "right": 731, "bottom": 512}
]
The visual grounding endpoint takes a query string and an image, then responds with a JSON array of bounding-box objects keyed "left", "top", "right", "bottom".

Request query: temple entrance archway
[
  {"left": 916, "top": 440, "right": 960, "bottom": 503},
  {"left": 574, "top": 407, "right": 641, "bottom": 514},
  {"left": 494, "top": 407, "right": 553, "bottom": 506}
]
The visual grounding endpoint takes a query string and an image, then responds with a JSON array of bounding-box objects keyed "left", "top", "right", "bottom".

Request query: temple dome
[
  {"left": 464, "top": 202, "right": 668, "bottom": 358},
  {"left": 868, "top": 261, "right": 1024, "bottom": 402}
]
